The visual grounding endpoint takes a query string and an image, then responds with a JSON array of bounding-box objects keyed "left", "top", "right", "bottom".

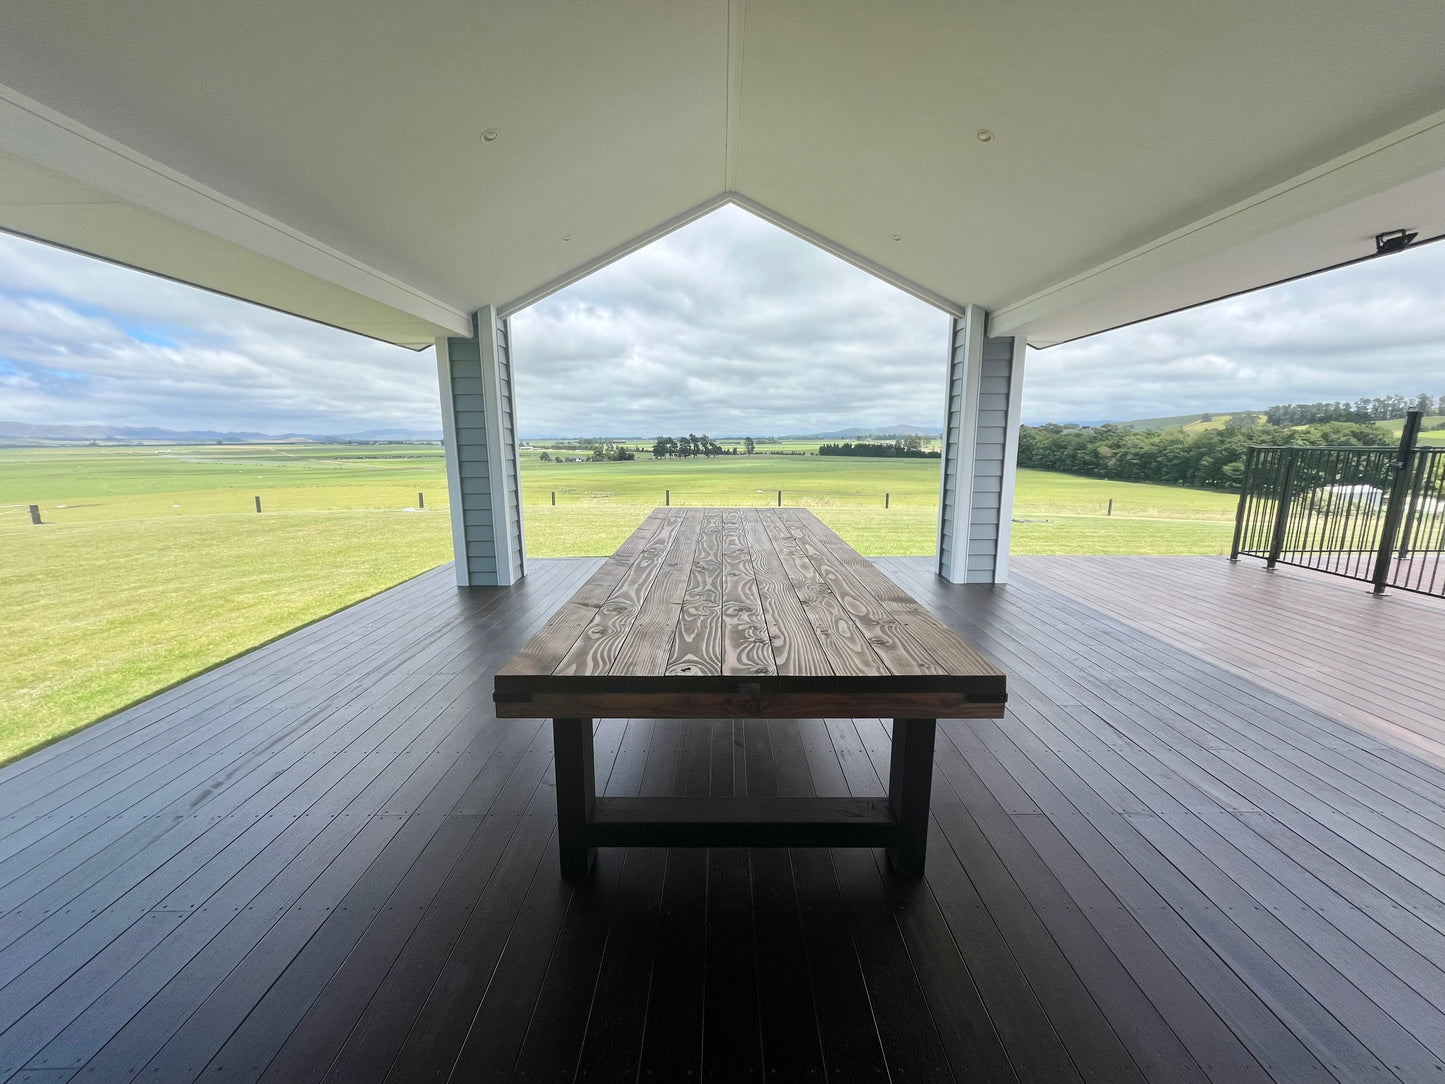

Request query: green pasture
[
  {"left": 1379, "top": 416, "right": 1445, "bottom": 446},
  {"left": 2, "top": 441, "right": 1238, "bottom": 763}
]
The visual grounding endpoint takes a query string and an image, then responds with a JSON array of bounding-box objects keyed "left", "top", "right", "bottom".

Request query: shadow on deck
[{"left": 0, "top": 556, "right": 1440, "bottom": 1083}]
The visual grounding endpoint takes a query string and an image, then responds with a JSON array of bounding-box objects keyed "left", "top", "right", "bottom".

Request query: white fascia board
[
  {"left": 499, "top": 191, "right": 971, "bottom": 320},
  {"left": 499, "top": 195, "right": 733, "bottom": 317},
  {"left": 0, "top": 82, "right": 471, "bottom": 338},
  {"left": 991, "top": 108, "right": 1445, "bottom": 340},
  {"left": 730, "top": 195, "right": 968, "bottom": 318}
]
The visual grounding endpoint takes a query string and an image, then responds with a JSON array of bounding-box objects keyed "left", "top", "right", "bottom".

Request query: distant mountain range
[
  {"left": 0, "top": 421, "right": 444, "bottom": 446},
  {"left": 789, "top": 424, "right": 940, "bottom": 439}
]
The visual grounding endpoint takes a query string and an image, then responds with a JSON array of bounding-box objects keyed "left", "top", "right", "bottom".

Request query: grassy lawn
[
  {"left": 2, "top": 442, "right": 1238, "bottom": 763},
  {"left": 1, "top": 510, "right": 452, "bottom": 764}
]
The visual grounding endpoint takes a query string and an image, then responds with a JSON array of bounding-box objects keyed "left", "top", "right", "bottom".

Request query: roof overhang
[{"left": 0, "top": 1, "right": 1441, "bottom": 348}]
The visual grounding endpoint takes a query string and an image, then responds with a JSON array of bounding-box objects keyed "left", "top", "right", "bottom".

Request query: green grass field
[
  {"left": 1379, "top": 415, "right": 1445, "bottom": 446},
  {"left": 2, "top": 441, "right": 1237, "bottom": 763}
]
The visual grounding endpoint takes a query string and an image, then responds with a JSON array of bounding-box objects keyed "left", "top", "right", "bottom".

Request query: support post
[
  {"left": 28, "top": 504, "right": 41, "bottom": 525},
  {"left": 1265, "top": 454, "right": 1298, "bottom": 569},
  {"left": 553, "top": 718, "right": 597, "bottom": 878},
  {"left": 1371, "top": 409, "right": 1423, "bottom": 595},
  {"left": 887, "top": 718, "right": 936, "bottom": 876},
  {"left": 436, "top": 308, "right": 525, "bottom": 586},
  {"left": 937, "top": 307, "right": 1026, "bottom": 583},
  {"left": 417, "top": 491, "right": 424, "bottom": 509}
]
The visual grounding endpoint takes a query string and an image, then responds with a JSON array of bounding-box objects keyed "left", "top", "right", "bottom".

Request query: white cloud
[
  {"left": 1026, "top": 240, "right": 1445, "bottom": 422},
  {"left": 1, "top": 211, "right": 1443, "bottom": 437}
]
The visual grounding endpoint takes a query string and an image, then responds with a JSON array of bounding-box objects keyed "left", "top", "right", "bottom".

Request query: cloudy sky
[{"left": 1, "top": 203, "right": 1442, "bottom": 437}]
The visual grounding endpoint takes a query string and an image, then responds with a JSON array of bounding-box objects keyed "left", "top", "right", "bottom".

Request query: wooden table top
[{"left": 494, "top": 508, "right": 1006, "bottom": 719}]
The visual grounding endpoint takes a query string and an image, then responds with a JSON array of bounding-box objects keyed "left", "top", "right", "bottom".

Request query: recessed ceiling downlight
[{"left": 976, "top": 129, "right": 994, "bottom": 143}]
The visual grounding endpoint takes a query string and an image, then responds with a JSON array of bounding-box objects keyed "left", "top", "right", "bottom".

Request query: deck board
[{"left": 0, "top": 556, "right": 1440, "bottom": 1083}]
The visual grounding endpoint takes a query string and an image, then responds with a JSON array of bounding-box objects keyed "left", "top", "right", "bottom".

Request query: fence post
[
  {"left": 1265, "top": 453, "right": 1297, "bottom": 569},
  {"left": 255, "top": 496, "right": 262, "bottom": 514},
  {"left": 1370, "top": 409, "right": 1423, "bottom": 595},
  {"left": 418, "top": 492, "right": 424, "bottom": 509},
  {"left": 777, "top": 490, "right": 782, "bottom": 507},
  {"left": 28, "top": 504, "right": 41, "bottom": 525},
  {"left": 665, "top": 490, "right": 669, "bottom": 507},
  {"left": 1106, "top": 499, "right": 1113, "bottom": 517},
  {"left": 885, "top": 492, "right": 890, "bottom": 509},
  {"left": 1229, "top": 447, "right": 1257, "bottom": 561},
  {"left": 551, "top": 491, "right": 556, "bottom": 506}
]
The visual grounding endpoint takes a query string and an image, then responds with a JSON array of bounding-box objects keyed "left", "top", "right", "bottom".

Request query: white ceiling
[{"left": 0, "top": 0, "right": 1443, "bottom": 348}]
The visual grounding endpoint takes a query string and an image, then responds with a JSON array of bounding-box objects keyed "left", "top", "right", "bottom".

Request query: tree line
[
  {"left": 1018, "top": 421, "right": 1392, "bottom": 488},
  {"left": 819, "top": 437, "right": 940, "bottom": 459},
  {"left": 1263, "top": 393, "right": 1440, "bottom": 426},
  {"left": 651, "top": 434, "right": 738, "bottom": 458}
]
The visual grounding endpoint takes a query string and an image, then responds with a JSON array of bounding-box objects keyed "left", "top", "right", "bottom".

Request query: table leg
[
  {"left": 887, "top": 718, "right": 936, "bottom": 876},
  {"left": 553, "top": 718, "right": 596, "bottom": 877}
]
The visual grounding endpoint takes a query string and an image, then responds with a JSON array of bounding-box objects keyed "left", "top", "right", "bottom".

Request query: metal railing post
[
  {"left": 1370, "top": 410, "right": 1423, "bottom": 595},
  {"left": 1229, "top": 447, "right": 1256, "bottom": 561},
  {"left": 1265, "top": 453, "right": 1297, "bottom": 570},
  {"left": 1395, "top": 451, "right": 1430, "bottom": 560}
]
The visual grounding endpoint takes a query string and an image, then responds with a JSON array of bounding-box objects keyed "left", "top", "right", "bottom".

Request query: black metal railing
[{"left": 1231, "top": 410, "right": 1444, "bottom": 598}]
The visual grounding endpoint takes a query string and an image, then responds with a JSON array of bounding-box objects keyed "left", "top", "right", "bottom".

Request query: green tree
[{"left": 744, "top": 437, "right": 755, "bottom": 456}]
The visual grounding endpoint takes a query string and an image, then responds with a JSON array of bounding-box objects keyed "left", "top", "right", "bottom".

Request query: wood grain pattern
[
  {"left": 773, "top": 509, "right": 944, "bottom": 676},
  {"left": 759, "top": 509, "right": 891, "bottom": 679},
  {"left": 610, "top": 511, "right": 703, "bottom": 676},
  {"left": 718, "top": 509, "right": 776, "bottom": 677},
  {"left": 555, "top": 512, "right": 684, "bottom": 677},
  {"left": 742, "top": 512, "right": 832, "bottom": 677},
  {"left": 665, "top": 509, "right": 724, "bottom": 677},
  {"left": 497, "top": 511, "right": 665, "bottom": 678},
  {"left": 495, "top": 508, "right": 1005, "bottom": 720}
]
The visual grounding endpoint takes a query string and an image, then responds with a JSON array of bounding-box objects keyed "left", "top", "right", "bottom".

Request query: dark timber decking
[{"left": 0, "top": 556, "right": 1440, "bottom": 1083}]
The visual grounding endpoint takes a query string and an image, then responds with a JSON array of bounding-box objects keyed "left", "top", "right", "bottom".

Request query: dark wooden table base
[{"left": 553, "top": 716, "right": 938, "bottom": 877}]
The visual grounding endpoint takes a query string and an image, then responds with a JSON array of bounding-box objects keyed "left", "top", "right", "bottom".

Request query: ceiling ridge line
[{"left": 725, "top": 0, "right": 745, "bottom": 193}]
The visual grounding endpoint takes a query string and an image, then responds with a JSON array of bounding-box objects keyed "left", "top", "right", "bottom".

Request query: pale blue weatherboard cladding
[
  {"left": 442, "top": 311, "right": 524, "bottom": 585},
  {"left": 445, "top": 334, "right": 498, "bottom": 580},
  {"left": 938, "top": 315, "right": 1016, "bottom": 583}
]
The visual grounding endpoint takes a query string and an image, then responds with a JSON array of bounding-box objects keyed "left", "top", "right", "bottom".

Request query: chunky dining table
[{"left": 494, "top": 507, "right": 1006, "bottom": 877}]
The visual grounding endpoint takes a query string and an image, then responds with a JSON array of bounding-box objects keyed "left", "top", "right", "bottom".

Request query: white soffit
[{"left": 0, "top": 0, "right": 1441, "bottom": 346}]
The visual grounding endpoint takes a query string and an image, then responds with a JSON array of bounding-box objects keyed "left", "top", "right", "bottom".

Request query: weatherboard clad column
[
  {"left": 436, "top": 307, "right": 525, "bottom": 587},
  {"left": 936, "top": 306, "right": 1025, "bottom": 584}
]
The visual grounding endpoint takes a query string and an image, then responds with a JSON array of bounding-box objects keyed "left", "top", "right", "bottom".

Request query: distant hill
[
  {"left": 792, "top": 424, "right": 940, "bottom": 440},
  {"left": 1106, "top": 411, "right": 1264, "bottom": 431},
  {"left": 0, "top": 421, "right": 443, "bottom": 446}
]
